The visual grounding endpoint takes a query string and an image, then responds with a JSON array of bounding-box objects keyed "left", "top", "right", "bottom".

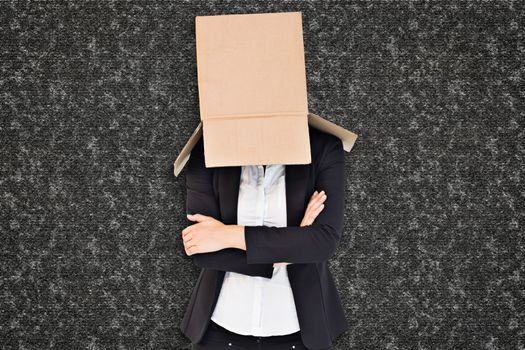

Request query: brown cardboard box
[{"left": 174, "top": 11, "right": 358, "bottom": 177}]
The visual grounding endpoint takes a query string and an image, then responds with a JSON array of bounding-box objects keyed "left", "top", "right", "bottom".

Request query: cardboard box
[{"left": 174, "top": 11, "right": 358, "bottom": 177}]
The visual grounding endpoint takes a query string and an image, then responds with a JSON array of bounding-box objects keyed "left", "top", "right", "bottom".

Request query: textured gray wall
[{"left": 1, "top": 1, "right": 523, "bottom": 349}]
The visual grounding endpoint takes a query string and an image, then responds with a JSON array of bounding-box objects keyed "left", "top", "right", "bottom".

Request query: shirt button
[
  {"left": 228, "top": 342, "right": 232, "bottom": 346},
  {"left": 292, "top": 346, "right": 295, "bottom": 349}
]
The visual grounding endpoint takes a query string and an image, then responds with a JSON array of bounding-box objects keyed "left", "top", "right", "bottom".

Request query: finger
[
  {"left": 302, "top": 210, "right": 315, "bottom": 225},
  {"left": 311, "top": 204, "right": 325, "bottom": 219},
  {"left": 302, "top": 206, "right": 314, "bottom": 223},
  {"left": 303, "top": 198, "right": 321, "bottom": 223},
  {"left": 306, "top": 197, "right": 324, "bottom": 215},
  {"left": 309, "top": 192, "right": 326, "bottom": 208},
  {"left": 313, "top": 191, "right": 327, "bottom": 204},
  {"left": 186, "top": 242, "right": 198, "bottom": 255},
  {"left": 306, "top": 192, "right": 323, "bottom": 210},
  {"left": 182, "top": 225, "right": 196, "bottom": 237},
  {"left": 307, "top": 203, "right": 325, "bottom": 222},
  {"left": 183, "top": 234, "right": 194, "bottom": 245},
  {"left": 307, "top": 191, "right": 319, "bottom": 205},
  {"left": 187, "top": 213, "right": 209, "bottom": 222},
  {"left": 313, "top": 190, "right": 325, "bottom": 202},
  {"left": 184, "top": 242, "right": 193, "bottom": 256},
  {"left": 309, "top": 195, "right": 326, "bottom": 211}
]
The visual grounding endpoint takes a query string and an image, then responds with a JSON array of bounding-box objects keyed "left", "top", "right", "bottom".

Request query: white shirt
[{"left": 210, "top": 164, "right": 301, "bottom": 336}]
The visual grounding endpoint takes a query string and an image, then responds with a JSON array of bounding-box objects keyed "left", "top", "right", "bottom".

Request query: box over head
[{"left": 173, "top": 11, "right": 358, "bottom": 177}]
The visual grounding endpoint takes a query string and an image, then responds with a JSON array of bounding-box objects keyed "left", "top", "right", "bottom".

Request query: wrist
[{"left": 226, "top": 225, "right": 246, "bottom": 250}]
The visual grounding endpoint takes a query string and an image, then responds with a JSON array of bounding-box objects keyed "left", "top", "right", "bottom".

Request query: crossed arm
[{"left": 182, "top": 137, "right": 345, "bottom": 278}]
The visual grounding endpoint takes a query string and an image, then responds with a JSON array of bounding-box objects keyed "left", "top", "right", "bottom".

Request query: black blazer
[{"left": 180, "top": 126, "right": 349, "bottom": 350}]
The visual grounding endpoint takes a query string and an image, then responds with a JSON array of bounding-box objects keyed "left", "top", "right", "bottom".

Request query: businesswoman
[{"left": 181, "top": 126, "right": 349, "bottom": 350}]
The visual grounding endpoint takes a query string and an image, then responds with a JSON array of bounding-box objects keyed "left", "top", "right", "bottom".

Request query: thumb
[{"left": 187, "top": 213, "right": 208, "bottom": 222}]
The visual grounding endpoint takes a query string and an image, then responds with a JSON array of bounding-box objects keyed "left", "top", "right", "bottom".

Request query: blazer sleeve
[
  {"left": 244, "top": 136, "right": 346, "bottom": 264},
  {"left": 184, "top": 140, "right": 275, "bottom": 279}
]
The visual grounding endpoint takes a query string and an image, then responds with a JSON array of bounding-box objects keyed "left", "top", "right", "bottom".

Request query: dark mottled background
[{"left": 1, "top": 1, "right": 523, "bottom": 349}]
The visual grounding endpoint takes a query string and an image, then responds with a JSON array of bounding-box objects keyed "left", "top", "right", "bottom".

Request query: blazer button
[
  {"left": 228, "top": 342, "right": 232, "bottom": 346},
  {"left": 292, "top": 346, "right": 295, "bottom": 349}
]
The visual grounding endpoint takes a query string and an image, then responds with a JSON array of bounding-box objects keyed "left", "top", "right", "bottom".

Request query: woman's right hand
[{"left": 273, "top": 190, "right": 327, "bottom": 267}]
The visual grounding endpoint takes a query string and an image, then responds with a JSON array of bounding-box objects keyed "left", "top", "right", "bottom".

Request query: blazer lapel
[
  {"left": 284, "top": 164, "right": 310, "bottom": 226},
  {"left": 217, "top": 164, "right": 310, "bottom": 227},
  {"left": 217, "top": 166, "right": 241, "bottom": 225}
]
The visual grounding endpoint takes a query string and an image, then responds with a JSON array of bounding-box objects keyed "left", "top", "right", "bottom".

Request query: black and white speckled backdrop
[{"left": 1, "top": 1, "right": 523, "bottom": 349}]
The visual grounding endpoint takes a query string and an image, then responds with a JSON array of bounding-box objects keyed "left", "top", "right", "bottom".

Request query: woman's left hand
[{"left": 182, "top": 214, "right": 231, "bottom": 256}]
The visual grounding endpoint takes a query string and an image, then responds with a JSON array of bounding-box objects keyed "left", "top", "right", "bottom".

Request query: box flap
[
  {"left": 173, "top": 121, "right": 202, "bottom": 177},
  {"left": 307, "top": 113, "right": 358, "bottom": 152},
  {"left": 202, "top": 114, "right": 310, "bottom": 168}
]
